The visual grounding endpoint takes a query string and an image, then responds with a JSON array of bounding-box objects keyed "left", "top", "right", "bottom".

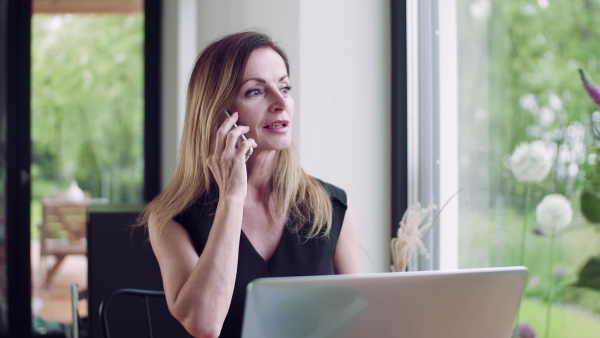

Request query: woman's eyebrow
[{"left": 241, "top": 75, "right": 289, "bottom": 85}]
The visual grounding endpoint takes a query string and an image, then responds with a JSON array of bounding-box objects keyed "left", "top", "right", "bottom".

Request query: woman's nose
[{"left": 269, "top": 89, "right": 287, "bottom": 112}]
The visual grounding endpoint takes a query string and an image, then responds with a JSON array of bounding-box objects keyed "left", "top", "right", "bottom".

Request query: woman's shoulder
[{"left": 313, "top": 178, "right": 348, "bottom": 208}]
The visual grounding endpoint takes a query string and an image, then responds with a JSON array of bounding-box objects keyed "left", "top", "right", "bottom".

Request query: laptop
[{"left": 241, "top": 266, "right": 527, "bottom": 338}]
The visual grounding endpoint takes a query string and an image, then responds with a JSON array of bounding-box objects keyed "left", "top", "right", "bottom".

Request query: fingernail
[{"left": 232, "top": 112, "right": 238, "bottom": 117}]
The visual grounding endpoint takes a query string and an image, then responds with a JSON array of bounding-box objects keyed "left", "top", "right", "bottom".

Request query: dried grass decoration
[{"left": 390, "top": 189, "right": 463, "bottom": 272}]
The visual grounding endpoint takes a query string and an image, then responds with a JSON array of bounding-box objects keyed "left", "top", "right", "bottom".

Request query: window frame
[{"left": 394, "top": 0, "right": 459, "bottom": 271}]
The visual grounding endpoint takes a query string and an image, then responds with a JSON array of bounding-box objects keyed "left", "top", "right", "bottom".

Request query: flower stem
[
  {"left": 544, "top": 227, "right": 557, "bottom": 338},
  {"left": 515, "top": 184, "right": 532, "bottom": 327},
  {"left": 519, "top": 185, "right": 532, "bottom": 266}
]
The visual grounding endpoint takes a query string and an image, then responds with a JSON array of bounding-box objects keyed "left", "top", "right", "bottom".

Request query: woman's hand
[{"left": 207, "top": 112, "right": 257, "bottom": 199}]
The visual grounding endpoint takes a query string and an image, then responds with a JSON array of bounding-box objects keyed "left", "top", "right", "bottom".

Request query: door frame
[
  {"left": 5, "top": 0, "right": 32, "bottom": 336},
  {"left": 3, "top": 0, "right": 162, "bottom": 336}
]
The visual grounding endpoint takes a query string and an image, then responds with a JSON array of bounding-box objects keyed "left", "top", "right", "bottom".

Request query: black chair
[
  {"left": 99, "top": 288, "right": 167, "bottom": 338},
  {"left": 86, "top": 209, "right": 189, "bottom": 338}
]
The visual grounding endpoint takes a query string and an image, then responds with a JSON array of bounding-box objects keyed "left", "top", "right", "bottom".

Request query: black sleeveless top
[{"left": 174, "top": 180, "right": 348, "bottom": 338}]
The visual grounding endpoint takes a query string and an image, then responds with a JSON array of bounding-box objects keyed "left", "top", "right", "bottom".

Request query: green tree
[{"left": 31, "top": 14, "right": 144, "bottom": 202}]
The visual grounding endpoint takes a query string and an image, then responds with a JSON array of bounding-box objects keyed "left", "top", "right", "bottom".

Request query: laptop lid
[{"left": 241, "top": 266, "right": 527, "bottom": 338}]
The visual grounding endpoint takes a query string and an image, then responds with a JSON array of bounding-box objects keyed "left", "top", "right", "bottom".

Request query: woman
[{"left": 140, "top": 31, "right": 362, "bottom": 338}]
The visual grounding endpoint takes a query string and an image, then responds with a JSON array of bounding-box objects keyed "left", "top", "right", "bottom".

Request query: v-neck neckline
[{"left": 240, "top": 227, "right": 287, "bottom": 265}]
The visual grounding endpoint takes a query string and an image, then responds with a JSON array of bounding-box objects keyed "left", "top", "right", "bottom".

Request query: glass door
[
  {"left": 1, "top": 0, "right": 158, "bottom": 336},
  {"left": 30, "top": 0, "right": 147, "bottom": 334}
]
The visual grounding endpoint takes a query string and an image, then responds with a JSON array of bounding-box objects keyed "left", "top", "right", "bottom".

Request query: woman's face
[{"left": 228, "top": 47, "right": 294, "bottom": 151}]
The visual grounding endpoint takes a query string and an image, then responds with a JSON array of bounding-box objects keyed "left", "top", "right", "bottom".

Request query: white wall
[
  {"left": 298, "top": 1, "right": 391, "bottom": 272},
  {"left": 160, "top": 1, "right": 179, "bottom": 187},
  {"left": 161, "top": 0, "right": 199, "bottom": 187},
  {"left": 161, "top": 0, "right": 391, "bottom": 272}
]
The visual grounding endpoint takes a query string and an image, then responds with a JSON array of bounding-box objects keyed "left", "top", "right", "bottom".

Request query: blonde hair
[{"left": 138, "top": 31, "right": 332, "bottom": 238}]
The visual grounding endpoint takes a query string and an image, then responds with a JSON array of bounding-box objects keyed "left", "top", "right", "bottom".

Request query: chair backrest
[
  {"left": 87, "top": 208, "right": 188, "bottom": 338},
  {"left": 99, "top": 288, "right": 166, "bottom": 338},
  {"left": 41, "top": 196, "right": 88, "bottom": 255}
]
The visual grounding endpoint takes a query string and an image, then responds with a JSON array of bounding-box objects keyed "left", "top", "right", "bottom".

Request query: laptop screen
[{"left": 241, "top": 267, "right": 527, "bottom": 338}]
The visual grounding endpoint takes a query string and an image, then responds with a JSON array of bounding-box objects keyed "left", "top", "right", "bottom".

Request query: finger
[
  {"left": 224, "top": 125, "right": 250, "bottom": 156},
  {"left": 235, "top": 138, "right": 257, "bottom": 159},
  {"left": 213, "top": 112, "right": 240, "bottom": 156}
]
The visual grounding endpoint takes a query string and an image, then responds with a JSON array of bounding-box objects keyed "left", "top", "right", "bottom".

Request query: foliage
[
  {"left": 578, "top": 68, "right": 600, "bottom": 224},
  {"left": 580, "top": 147, "right": 600, "bottom": 224},
  {"left": 519, "top": 298, "right": 600, "bottom": 338},
  {"left": 465, "top": 0, "right": 600, "bottom": 279},
  {"left": 458, "top": 2, "right": 600, "bottom": 335},
  {"left": 483, "top": 0, "right": 600, "bottom": 201},
  {"left": 31, "top": 14, "right": 144, "bottom": 202},
  {"left": 579, "top": 190, "right": 600, "bottom": 223},
  {"left": 572, "top": 255, "right": 600, "bottom": 291}
]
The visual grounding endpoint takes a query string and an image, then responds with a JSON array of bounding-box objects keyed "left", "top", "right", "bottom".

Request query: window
[{"left": 405, "top": 0, "right": 600, "bottom": 336}]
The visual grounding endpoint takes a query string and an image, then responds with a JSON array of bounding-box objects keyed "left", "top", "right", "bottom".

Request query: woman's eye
[
  {"left": 280, "top": 85, "right": 292, "bottom": 94},
  {"left": 246, "top": 88, "right": 262, "bottom": 97}
]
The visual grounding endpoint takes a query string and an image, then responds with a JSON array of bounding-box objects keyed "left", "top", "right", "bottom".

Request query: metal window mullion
[
  {"left": 415, "top": 0, "right": 440, "bottom": 271},
  {"left": 406, "top": 0, "right": 422, "bottom": 272},
  {"left": 407, "top": 0, "right": 420, "bottom": 212}
]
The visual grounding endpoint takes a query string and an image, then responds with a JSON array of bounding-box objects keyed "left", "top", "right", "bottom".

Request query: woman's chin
[
  {"left": 256, "top": 137, "right": 292, "bottom": 151},
  {"left": 253, "top": 144, "right": 291, "bottom": 154}
]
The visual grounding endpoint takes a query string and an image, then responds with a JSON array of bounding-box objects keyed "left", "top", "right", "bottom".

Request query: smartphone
[{"left": 224, "top": 110, "right": 253, "bottom": 161}]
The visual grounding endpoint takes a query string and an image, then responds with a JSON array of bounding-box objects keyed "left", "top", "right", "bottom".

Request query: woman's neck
[{"left": 245, "top": 150, "right": 277, "bottom": 201}]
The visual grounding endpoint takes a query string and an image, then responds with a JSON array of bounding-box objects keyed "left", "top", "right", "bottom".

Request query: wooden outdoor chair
[{"left": 40, "top": 194, "right": 88, "bottom": 286}]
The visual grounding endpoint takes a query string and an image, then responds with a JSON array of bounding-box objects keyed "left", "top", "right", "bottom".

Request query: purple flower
[
  {"left": 518, "top": 323, "right": 537, "bottom": 338},
  {"left": 553, "top": 267, "right": 565, "bottom": 280},
  {"left": 579, "top": 69, "right": 600, "bottom": 107},
  {"left": 533, "top": 227, "right": 545, "bottom": 236}
]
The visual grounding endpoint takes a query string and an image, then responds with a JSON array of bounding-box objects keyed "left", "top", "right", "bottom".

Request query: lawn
[
  {"left": 520, "top": 298, "right": 600, "bottom": 338},
  {"left": 459, "top": 199, "right": 600, "bottom": 336}
]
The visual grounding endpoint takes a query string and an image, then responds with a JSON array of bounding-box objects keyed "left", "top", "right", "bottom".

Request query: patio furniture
[{"left": 40, "top": 194, "right": 88, "bottom": 286}]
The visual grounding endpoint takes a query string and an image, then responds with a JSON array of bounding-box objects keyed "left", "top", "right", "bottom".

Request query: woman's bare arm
[
  {"left": 333, "top": 201, "right": 363, "bottom": 274},
  {"left": 150, "top": 112, "right": 256, "bottom": 338},
  {"left": 149, "top": 196, "right": 243, "bottom": 338}
]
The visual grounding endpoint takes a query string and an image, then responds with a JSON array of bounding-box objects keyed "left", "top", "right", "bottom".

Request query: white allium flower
[
  {"left": 539, "top": 107, "right": 555, "bottom": 126},
  {"left": 536, "top": 194, "right": 573, "bottom": 231},
  {"left": 470, "top": 0, "right": 491, "bottom": 20},
  {"left": 510, "top": 141, "right": 553, "bottom": 182},
  {"left": 549, "top": 92, "right": 563, "bottom": 111},
  {"left": 519, "top": 94, "right": 539, "bottom": 113}
]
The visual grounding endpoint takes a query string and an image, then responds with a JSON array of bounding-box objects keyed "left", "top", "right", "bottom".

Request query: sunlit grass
[
  {"left": 519, "top": 298, "right": 600, "bottom": 338},
  {"left": 460, "top": 197, "right": 600, "bottom": 337}
]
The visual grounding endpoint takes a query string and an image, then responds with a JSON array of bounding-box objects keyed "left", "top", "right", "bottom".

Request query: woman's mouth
[{"left": 264, "top": 120, "right": 289, "bottom": 129}]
